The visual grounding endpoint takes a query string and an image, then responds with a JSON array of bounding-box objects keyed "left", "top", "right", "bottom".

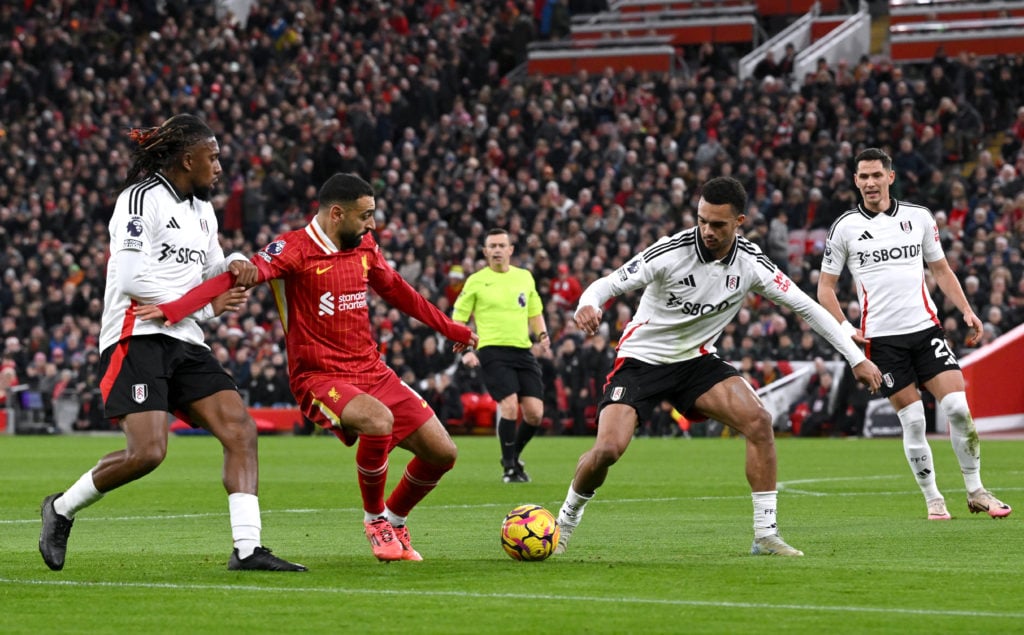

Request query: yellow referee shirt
[{"left": 452, "top": 266, "right": 543, "bottom": 349}]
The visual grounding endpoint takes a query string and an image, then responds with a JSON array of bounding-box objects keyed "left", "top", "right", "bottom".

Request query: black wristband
[{"left": 534, "top": 332, "right": 548, "bottom": 343}]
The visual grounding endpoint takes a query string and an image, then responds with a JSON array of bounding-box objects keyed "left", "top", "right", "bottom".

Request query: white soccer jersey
[
  {"left": 577, "top": 227, "right": 867, "bottom": 367},
  {"left": 100, "top": 174, "right": 232, "bottom": 352},
  {"left": 820, "top": 199, "right": 945, "bottom": 339}
]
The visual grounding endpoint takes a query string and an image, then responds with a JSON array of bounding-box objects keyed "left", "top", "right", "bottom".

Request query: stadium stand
[{"left": 2, "top": 0, "right": 1024, "bottom": 436}]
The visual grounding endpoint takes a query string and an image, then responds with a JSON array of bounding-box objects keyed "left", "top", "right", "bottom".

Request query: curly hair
[{"left": 125, "top": 114, "right": 215, "bottom": 186}]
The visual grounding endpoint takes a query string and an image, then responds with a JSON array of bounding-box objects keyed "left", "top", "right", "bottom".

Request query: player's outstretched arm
[
  {"left": 144, "top": 271, "right": 238, "bottom": 325},
  {"left": 374, "top": 269, "right": 475, "bottom": 346},
  {"left": 136, "top": 283, "right": 249, "bottom": 326},
  {"left": 817, "top": 271, "right": 866, "bottom": 346}
]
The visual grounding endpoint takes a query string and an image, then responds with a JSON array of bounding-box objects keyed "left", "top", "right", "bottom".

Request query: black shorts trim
[
  {"left": 868, "top": 325, "right": 961, "bottom": 397},
  {"left": 100, "top": 334, "right": 238, "bottom": 420},
  {"left": 598, "top": 355, "right": 740, "bottom": 423},
  {"left": 476, "top": 346, "right": 544, "bottom": 402}
]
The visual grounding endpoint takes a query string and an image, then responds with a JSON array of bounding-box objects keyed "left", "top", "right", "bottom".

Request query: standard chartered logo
[
  {"left": 318, "top": 292, "right": 335, "bottom": 316},
  {"left": 318, "top": 291, "right": 368, "bottom": 316}
]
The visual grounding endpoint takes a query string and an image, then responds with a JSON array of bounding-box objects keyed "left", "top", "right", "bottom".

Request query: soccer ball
[{"left": 500, "top": 504, "right": 560, "bottom": 561}]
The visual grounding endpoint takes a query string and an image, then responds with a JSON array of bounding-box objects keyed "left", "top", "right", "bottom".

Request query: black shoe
[
  {"left": 514, "top": 459, "right": 531, "bottom": 483},
  {"left": 502, "top": 459, "right": 530, "bottom": 483},
  {"left": 228, "top": 546, "right": 308, "bottom": 572},
  {"left": 39, "top": 493, "right": 74, "bottom": 571}
]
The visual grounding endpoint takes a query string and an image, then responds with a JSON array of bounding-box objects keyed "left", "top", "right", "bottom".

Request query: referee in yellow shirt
[{"left": 453, "top": 228, "right": 550, "bottom": 483}]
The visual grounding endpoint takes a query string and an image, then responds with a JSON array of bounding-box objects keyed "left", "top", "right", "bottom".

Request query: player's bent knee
[
  {"left": 737, "top": 408, "right": 774, "bottom": 444},
  {"left": 420, "top": 433, "right": 458, "bottom": 465},
  {"left": 940, "top": 391, "right": 970, "bottom": 418},
  {"left": 940, "top": 391, "right": 972, "bottom": 429},
  {"left": 590, "top": 441, "right": 628, "bottom": 466},
  {"left": 213, "top": 416, "right": 258, "bottom": 448},
  {"left": 125, "top": 444, "right": 167, "bottom": 475},
  {"left": 433, "top": 446, "right": 458, "bottom": 466},
  {"left": 352, "top": 413, "right": 394, "bottom": 436}
]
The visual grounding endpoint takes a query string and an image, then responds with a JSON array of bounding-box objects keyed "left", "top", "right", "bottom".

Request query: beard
[
  {"left": 193, "top": 184, "right": 213, "bottom": 202},
  {"left": 339, "top": 230, "right": 363, "bottom": 249}
]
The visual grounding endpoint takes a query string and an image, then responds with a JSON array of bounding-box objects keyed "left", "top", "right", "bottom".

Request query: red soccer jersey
[
  {"left": 253, "top": 221, "right": 468, "bottom": 386},
  {"left": 156, "top": 221, "right": 472, "bottom": 389}
]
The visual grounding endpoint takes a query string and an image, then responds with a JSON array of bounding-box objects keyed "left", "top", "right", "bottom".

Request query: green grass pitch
[{"left": 1, "top": 433, "right": 1021, "bottom": 634}]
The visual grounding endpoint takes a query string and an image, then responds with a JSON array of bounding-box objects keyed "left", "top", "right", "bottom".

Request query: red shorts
[{"left": 293, "top": 370, "right": 435, "bottom": 450}]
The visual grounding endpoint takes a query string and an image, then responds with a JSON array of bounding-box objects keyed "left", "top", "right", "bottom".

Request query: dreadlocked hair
[{"left": 125, "top": 114, "right": 215, "bottom": 186}]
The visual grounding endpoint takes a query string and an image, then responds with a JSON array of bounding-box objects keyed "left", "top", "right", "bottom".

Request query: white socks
[
  {"left": 228, "top": 493, "right": 262, "bottom": 559},
  {"left": 364, "top": 507, "right": 407, "bottom": 527},
  {"left": 940, "top": 391, "right": 984, "bottom": 493},
  {"left": 53, "top": 473, "right": 265, "bottom": 559},
  {"left": 385, "top": 506, "right": 407, "bottom": 528},
  {"left": 557, "top": 484, "right": 593, "bottom": 527},
  {"left": 54, "top": 470, "right": 104, "bottom": 519},
  {"left": 898, "top": 401, "right": 942, "bottom": 501},
  {"left": 752, "top": 491, "right": 779, "bottom": 539}
]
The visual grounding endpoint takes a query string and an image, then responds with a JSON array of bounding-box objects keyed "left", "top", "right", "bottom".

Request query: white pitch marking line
[
  {"left": 3, "top": 480, "right": 1020, "bottom": 525},
  {"left": 0, "top": 577, "right": 1021, "bottom": 620}
]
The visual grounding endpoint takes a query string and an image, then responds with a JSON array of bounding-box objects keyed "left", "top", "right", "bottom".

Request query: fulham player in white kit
[
  {"left": 38, "top": 115, "right": 306, "bottom": 572},
  {"left": 555, "top": 177, "right": 882, "bottom": 557},
  {"left": 818, "top": 148, "right": 1011, "bottom": 520}
]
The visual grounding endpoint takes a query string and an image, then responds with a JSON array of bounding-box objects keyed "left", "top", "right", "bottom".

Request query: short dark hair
[
  {"left": 699, "top": 176, "right": 747, "bottom": 216},
  {"left": 854, "top": 147, "right": 892, "bottom": 171},
  {"left": 486, "top": 228, "right": 509, "bottom": 237},
  {"left": 319, "top": 173, "right": 374, "bottom": 208}
]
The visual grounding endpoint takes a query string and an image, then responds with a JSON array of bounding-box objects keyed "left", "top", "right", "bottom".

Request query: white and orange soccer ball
[{"left": 500, "top": 504, "right": 560, "bottom": 561}]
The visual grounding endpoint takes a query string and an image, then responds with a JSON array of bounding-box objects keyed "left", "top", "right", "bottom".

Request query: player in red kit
[{"left": 138, "top": 173, "right": 478, "bottom": 562}]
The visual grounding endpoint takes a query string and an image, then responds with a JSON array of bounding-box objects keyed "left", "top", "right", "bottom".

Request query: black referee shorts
[{"left": 477, "top": 345, "right": 544, "bottom": 402}]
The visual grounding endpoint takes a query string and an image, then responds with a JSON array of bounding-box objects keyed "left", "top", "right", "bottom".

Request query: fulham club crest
[
  {"left": 726, "top": 275, "right": 739, "bottom": 291},
  {"left": 132, "top": 383, "right": 149, "bottom": 404},
  {"left": 611, "top": 386, "right": 625, "bottom": 401},
  {"left": 900, "top": 220, "right": 912, "bottom": 233}
]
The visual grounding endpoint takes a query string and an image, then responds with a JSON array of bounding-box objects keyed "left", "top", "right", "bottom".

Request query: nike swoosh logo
[{"left": 316, "top": 265, "right": 333, "bottom": 275}]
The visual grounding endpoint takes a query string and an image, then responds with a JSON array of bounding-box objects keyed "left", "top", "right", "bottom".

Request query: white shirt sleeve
[
  {"left": 576, "top": 248, "right": 660, "bottom": 316},
  {"left": 116, "top": 249, "right": 172, "bottom": 304},
  {"left": 921, "top": 209, "right": 945, "bottom": 264},
  {"left": 820, "top": 229, "right": 848, "bottom": 276},
  {"left": 754, "top": 264, "right": 867, "bottom": 368},
  {"left": 117, "top": 250, "right": 215, "bottom": 321}
]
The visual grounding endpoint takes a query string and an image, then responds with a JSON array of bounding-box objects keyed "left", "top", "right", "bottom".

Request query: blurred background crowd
[{"left": 2, "top": 0, "right": 1024, "bottom": 435}]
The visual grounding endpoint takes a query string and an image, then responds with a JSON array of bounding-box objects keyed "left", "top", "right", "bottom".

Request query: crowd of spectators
[{"left": 3, "top": 0, "right": 1024, "bottom": 434}]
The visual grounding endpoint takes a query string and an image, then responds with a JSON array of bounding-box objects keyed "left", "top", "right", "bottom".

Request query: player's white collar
[{"left": 305, "top": 219, "right": 340, "bottom": 254}]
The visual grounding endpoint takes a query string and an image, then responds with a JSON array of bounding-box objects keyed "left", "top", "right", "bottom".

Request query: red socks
[
  {"left": 385, "top": 456, "right": 454, "bottom": 518},
  {"left": 356, "top": 434, "right": 391, "bottom": 516}
]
